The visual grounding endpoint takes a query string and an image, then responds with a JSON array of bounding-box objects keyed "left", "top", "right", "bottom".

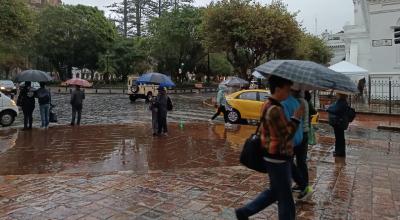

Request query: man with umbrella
[{"left": 70, "top": 85, "right": 85, "bottom": 126}]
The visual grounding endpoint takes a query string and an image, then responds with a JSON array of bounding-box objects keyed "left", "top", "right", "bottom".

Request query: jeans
[
  {"left": 39, "top": 104, "right": 50, "bottom": 127},
  {"left": 334, "top": 127, "right": 346, "bottom": 155},
  {"left": 238, "top": 160, "right": 295, "bottom": 220},
  {"left": 211, "top": 105, "right": 227, "bottom": 123},
  {"left": 71, "top": 106, "right": 82, "bottom": 125},
  {"left": 292, "top": 133, "right": 309, "bottom": 190},
  {"left": 22, "top": 108, "right": 34, "bottom": 129}
]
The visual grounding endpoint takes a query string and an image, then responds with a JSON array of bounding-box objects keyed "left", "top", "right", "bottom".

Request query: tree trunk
[
  {"left": 136, "top": 1, "right": 141, "bottom": 36},
  {"left": 123, "top": 0, "right": 128, "bottom": 37}
]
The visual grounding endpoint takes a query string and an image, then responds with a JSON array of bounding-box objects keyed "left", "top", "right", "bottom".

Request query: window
[
  {"left": 238, "top": 92, "right": 257, "bottom": 101},
  {"left": 259, "top": 92, "right": 270, "bottom": 102}
]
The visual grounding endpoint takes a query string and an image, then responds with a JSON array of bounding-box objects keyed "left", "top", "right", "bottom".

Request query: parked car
[
  {"left": 127, "top": 75, "right": 159, "bottom": 102},
  {"left": 19, "top": 81, "right": 40, "bottom": 91},
  {"left": 0, "top": 80, "right": 17, "bottom": 99},
  {"left": 225, "top": 89, "right": 319, "bottom": 124},
  {"left": 0, "top": 91, "right": 18, "bottom": 127},
  {"left": 225, "top": 89, "right": 271, "bottom": 124}
]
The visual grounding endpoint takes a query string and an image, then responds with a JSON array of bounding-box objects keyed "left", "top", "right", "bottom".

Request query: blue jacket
[
  {"left": 281, "top": 95, "right": 303, "bottom": 147},
  {"left": 327, "top": 98, "right": 349, "bottom": 129}
]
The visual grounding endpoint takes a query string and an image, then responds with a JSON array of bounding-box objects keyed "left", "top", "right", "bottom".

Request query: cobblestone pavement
[
  {"left": 0, "top": 121, "right": 400, "bottom": 219},
  {"left": 9, "top": 93, "right": 216, "bottom": 128}
]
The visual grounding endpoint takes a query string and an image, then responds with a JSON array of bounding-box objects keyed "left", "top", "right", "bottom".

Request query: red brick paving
[{"left": 0, "top": 123, "right": 399, "bottom": 219}]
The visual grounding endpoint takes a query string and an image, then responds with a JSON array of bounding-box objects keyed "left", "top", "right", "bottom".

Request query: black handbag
[{"left": 239, "top": 109, "right": 268, "bottom": 173}]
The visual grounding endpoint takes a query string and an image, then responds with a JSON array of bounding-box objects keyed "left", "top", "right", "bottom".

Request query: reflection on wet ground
[{"left": 0, "top": 121, "right": 400, "bottom": 219}]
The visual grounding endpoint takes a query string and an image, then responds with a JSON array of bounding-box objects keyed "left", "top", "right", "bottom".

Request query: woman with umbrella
[
  {"left": 209, "top": 85, "right": 229, "bottom": 126},
  {"left": 17, "top": 81, "right": 36, "bottom": 130}
]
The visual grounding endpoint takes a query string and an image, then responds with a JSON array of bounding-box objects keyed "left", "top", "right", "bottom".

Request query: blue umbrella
[{"left": 136, "top": 72, "right": 176, "bottom": 87}]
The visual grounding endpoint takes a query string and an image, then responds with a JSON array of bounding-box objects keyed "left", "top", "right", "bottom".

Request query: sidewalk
[
  {"left": 318, "top": 111, "right": 400, "bottom": 131},
  {"left": 0, "top": 123, "right": 399, "bottom": 219}
]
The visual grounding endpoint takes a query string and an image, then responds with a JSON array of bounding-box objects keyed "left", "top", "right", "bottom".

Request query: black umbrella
[{"left": 15, "top": 70, "right": 52, "bottom": 82}]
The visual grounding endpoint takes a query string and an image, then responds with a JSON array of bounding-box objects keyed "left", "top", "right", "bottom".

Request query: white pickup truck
[{"left": 127, "top": 75, "right": 159, "bottom": 102}]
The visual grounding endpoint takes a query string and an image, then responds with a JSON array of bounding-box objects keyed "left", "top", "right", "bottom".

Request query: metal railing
[{"left": 315, "top": 79, "right": 400, "bottom": 115}]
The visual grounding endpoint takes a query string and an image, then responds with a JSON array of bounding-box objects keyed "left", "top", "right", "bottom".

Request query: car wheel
[
  {"left": 0, "top": 111, "right": 15, "bottom": 127},
  {"left": 129, "top": 95, "right": 137, "bottom": 102},
  {"left": 227, "top": 109, "right": 241, "bottom": 124},
  {"left": 145, "top": 92, "right": 153, "bottom": 103}
]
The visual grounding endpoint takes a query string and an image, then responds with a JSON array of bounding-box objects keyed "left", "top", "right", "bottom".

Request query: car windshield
[{"left": 0, "top": 81, "right": 14, "bottom": 87}]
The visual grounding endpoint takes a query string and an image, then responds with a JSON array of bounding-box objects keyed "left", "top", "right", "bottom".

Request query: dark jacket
[
  {"left": 36, "top": 87, "right": 51, "bottom": 105},
  {"left": 70, "top": 89, "right": 85, "bottom": 109},
  {"left": 327, "top": 98, "right": 349, "bottom": 129},
  {"left": 155, "top": 93, "right": 168, "bottom": 118},
  {"left": 18, "top": 87, "right": 36, "bottom": 111}
]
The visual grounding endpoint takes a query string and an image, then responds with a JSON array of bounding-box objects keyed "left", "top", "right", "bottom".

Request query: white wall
[{"left": 369, "top": 4, "right": 400, "bottom": 73}]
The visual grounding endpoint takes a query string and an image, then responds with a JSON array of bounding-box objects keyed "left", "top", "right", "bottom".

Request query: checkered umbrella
[{"left": 255, "top": 60, "right": 358, "bottom": 94}]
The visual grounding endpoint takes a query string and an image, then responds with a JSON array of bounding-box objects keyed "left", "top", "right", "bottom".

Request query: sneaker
[
  {"left": 292, "top": 185, "right": 302, "bottom": 193},
  {"left": 208, "top": 119, "right": 214, "bottom": 124},
  {"left": 297, "top": 186, "right": 313, "bottom": 201},
  {"left": 234, "top": 209, "right": 248, "bottom": 220}
]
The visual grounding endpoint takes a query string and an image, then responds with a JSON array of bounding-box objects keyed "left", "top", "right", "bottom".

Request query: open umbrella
[
  {"left": 220, "top": 76, "right": 249, "bottom": 87},
  {"left": 252, "top": 71, "right": 265, "bottom": 79},
  {"left": 255, "top": 60, "right": 358, "bottom": 94},
  {"left": 64, "top": 78, "right": 92, "bottom": 87},
  {"left": 15, "top": 70, "right": 52, "bottom": 82},
  {"left": 136, "top": 72, "right": 175, "bottom": 87}
]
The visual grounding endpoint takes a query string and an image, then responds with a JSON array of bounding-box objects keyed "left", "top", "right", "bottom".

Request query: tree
[
  {"left": 201, "top": 0, "right": 302, "bottom": 79},
  {"left": 35, "top": 5, "right": 117, "bottom": 80},
  {"left": 0, "top": 0, "right": 35, "bottom": 78},
  {"left": 101, "top": 37, "right": 149, "bottom": 81},
  {"left": 148, "top": 7, "right": 205, "bottom": 81},
  {"left": 295, "top": 33, "right": 332, "bottom": 65}
]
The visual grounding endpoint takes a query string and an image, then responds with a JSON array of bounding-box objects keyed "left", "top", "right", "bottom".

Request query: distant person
[
  {"left": 235, "top": 75, "right": 303, "bottom": 220},
  {"left": 17, "top": 81, "right": 36, "bottom": 130},
  {"left": 36, "top": 82, "right": 51, "bottom": 129},
  {"left": 209, "top": 85, "right": 229, "bottom": 126},
  {"left": 155, "top": 87, "right": 170, "bottom": 136},
  {"left": 327, "top": 93, "right": 350, "bottom": 157},
  {"left": 70, "top": 85, "right": 85, "bottom": 126}
]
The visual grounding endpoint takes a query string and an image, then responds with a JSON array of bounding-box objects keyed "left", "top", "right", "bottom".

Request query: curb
[{"left": 377, "top": 126, "right": 400, "bottom": 132}]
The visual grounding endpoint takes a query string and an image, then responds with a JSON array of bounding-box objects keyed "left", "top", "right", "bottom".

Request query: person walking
[
  {"left": 70, "top": 85, "right": 85, "bottom": 126},
  {"left": 281, "top": 89, "right": 312, "bottom": 201},
  {"left": 17, "top": 81, "right": 36, "bottom": 130},
  {"left": 155, "top": 87, "right": 168, "bottom": 136},
  {"left": 209, "top": 85, "right": 229, "bottom": 126},
  {"left": 327, "top": 93, "right": 350, "bottom": 157},
  {"left": 36, "top": 82, "right": 51, "bottom": 129},
  {"left": 235, "top": 75, "right": 303, "bottom": 220}
]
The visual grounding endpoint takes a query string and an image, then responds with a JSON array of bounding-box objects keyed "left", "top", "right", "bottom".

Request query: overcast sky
[{"left": 62, "top": 0, "right": 354, "bottom": 35}]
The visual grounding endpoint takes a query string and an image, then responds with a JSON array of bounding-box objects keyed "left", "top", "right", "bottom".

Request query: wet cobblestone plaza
[{"left": 1, "top": 93, "right": 400, "bottom": 219}]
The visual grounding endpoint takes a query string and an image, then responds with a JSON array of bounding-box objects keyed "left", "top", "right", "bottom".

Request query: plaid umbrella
[
  {"left": 255, "top": 60, "right": 358, "bottom": 94},
  {"left": 220, "top": 76, "right": 249, "bottom": 87},
  {"left": 136, "top": 72, "right": 175, "bottom": 87}
]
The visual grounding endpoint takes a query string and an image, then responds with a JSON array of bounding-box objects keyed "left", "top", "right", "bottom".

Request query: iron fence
[{"left": 314, "top": 79, "right": 400, "bottom": 115}]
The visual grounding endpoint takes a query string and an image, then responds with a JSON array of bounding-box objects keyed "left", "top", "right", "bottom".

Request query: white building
[{"left": 326, "top": 0, "right": 400, "bottom": 80}]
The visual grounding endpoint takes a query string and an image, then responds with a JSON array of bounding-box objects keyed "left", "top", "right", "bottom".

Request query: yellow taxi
[
  {"left": 225, "top": 89, "right": 319, "bottom": 124},
  {"left": 225, "top": 89, "right": 270, "bottom": 123}
]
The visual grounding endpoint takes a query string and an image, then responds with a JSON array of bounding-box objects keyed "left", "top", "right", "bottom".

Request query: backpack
[
  {"left": 167, "top": 97, "right": 173, "bottom": 111},
  {"left": 38, "top": 92, "right": 50, "bottom": 105},
  {"left": 347, "top": 106, "right": 356, "bottom": 123}
]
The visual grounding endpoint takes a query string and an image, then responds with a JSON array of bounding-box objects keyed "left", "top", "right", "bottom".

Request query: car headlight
[
  {"left": 11, "top": 100, "right": 16, "bottom": 106},
  {"left": 0, "top": 87, "right": 5, "bottom": 90}
]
